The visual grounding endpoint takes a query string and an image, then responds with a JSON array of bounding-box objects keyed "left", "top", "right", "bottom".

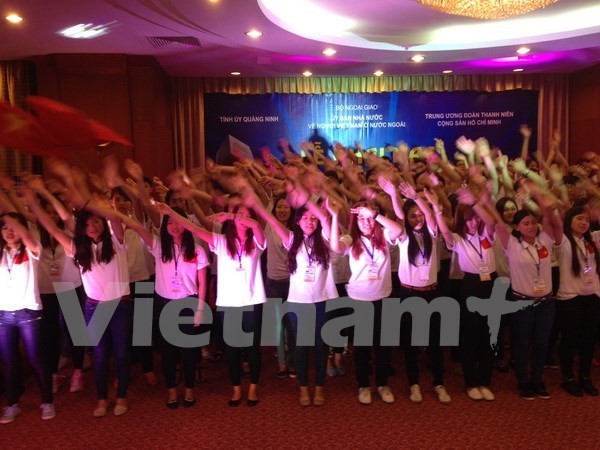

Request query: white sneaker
[
  {"left": 409, "top": 384, "right": 422, "bottom": 403},
  {"left": 40, "top": 403, "right": 56, "bottom": 421},
  {"left": 479, "top": 386, "right": 495, "bottom": 401},
  {"left": 377, "top": 385, "right": 395, "bottom": 404},
  {"left": 434, "top": 385, "right": 451, "bottom": 404},
  {"left": 358, "top": 387, "right": 372, "bottom": 405},
  {"left": 0, "top": 405, "right": 21, "bottom": 424},
  {"left": 70, "top": 371, "right": 84, "bottom": 393}
]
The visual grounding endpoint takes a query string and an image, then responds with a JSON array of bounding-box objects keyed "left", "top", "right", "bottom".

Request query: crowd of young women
[{"left": 1, "top": 129, "right": 599, "bottom": 424}]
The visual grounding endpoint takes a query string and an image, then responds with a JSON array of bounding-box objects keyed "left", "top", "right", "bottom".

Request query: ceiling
[{"left": 1, "top": 0, "right": 600, "bottom": 77}]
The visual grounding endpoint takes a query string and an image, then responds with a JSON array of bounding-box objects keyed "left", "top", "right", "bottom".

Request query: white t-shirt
[
  {"left": 505, "top": 232, "right": 554, "bottom": 297},
  {"left": 209, "top": 233, "right": 266, "bottom": 307},
  {"left": 342, "top": 229, "right": 392, "bottom": 301},
  {"left": 556, "top": 231, "right": 600, "bottom": 300},
  {"left": 284, "top": 231, "right": 338, "bottom": 304},
  {"left": 1, "top": 245, "right": 41, "bottom": 311},
  {"left": 265, "top": 223, "right": 289, "bottom": 281},
  {"left": 149, "top": 235, "right": 209, "bottom": 299},
  {"left": 396, "top": 226, "right": 439, "bottom": 287},
  {"left": 69, "top": 235, "right": 131, "bottom": 301},
  {"left": 449, "top": 229, "right": 496, "bottom": 275}
]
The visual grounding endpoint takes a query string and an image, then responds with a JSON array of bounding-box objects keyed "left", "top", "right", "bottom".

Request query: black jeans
[
  {"left": 399, "top": 286, "right": 445, "bottom": 386},
  {"left": 354, "top": 299, "right": 391, "bottom": 388},
  {"left": 557, "top": 294, "right": 600, "bottom": 380},
  {"left": 0, "top": 309, "right": 53, "bottom": 405},
  {"left": 459, "top": 273, "right": 496, "bottom": 388},
  {"left": 218, "top": 304, "right": 263, "bottom": 386},
  {"left": 156, "top": 294, "right": 203, "bottom": 389},
  {"left": 85, "top": 298, "right": 133, "bottom": 399},
  {"left": 266, "top": 278, "right": 296, "bottom": 367}
]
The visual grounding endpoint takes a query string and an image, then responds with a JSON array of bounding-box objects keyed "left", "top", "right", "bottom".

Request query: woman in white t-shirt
[
  {"left": 394, "top": 183, "right": 451, "bottom": 404},
  {"left": 335, "top": 201, "right": 401, "bottom": 405},
  {"left": 249, "top": 192, "right": 337, "bottom": 406},
  {"left": 555, "top": 206, "right": 600, "bottom": 397},
  {"left": 30, "top": 197, "right": 133, "bottom": 418},
  {"left": 132, "top": 207, "right": 208, "bottom": 408},
  {"left": 496, "top": 204, "right": 562, "bottom": 400},
  {"left": 0, "top": 213, "right": 55, "bottom": 424},
  {"left": 434, "top": 187, "right": 498, "bottom": 401},
  {"left": 157, "top": 201, "right": 266, "bottom": 407}
]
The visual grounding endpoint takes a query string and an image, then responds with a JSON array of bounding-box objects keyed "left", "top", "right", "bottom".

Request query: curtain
[
  {"left": 0, "top": 60, "right": 34, "bottom": 175},
  {"left": 172, "top": 73, "right": 569, "bottom": 169}
]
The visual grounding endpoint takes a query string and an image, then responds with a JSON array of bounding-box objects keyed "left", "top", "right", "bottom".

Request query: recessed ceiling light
[
  {"left": 374, "top": 70, "right": 384, "bottom": 76},
  {"left": 442, "top": 70, "right": 453, "bottom": 74},
  {"left": 410, "top": 55, "right": 425, "bottom": 63},
  {"left": 322, "top": 48, "right": 337, "bottom": 56},
  {"left": 5, "top": 14, "right": 23, "bottom": 23},
  {"left": 516, "top": 47, "right": 531, "bottom": 55},
  {"left": 302, "top": 71, "right": 313, "bottom": 77},
  {"left": 230, "top": 72, "right": 241, "bottom": 76},
  {"left": 513, "top": 68, "right": 524, "bottom": 72},
  {"left": 59, "top": 22, "right": 115, "bottom": 39},
  {"left": 246, "top": 29, "right": 263, "bottom": 39}
]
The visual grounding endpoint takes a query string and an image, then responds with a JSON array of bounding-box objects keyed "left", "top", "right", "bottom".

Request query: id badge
[
  {"left": 171, "top": 275, "right": 183, "bottom": 292},
  {"left": 368, "top": 265, "right": 379, "bottom": 281},
  {"left": 479, "top": 265, "right": 491, "bottom": 282},
  {"left": 550, "top": 247, "right": 558, "bottom": 265},
  {"left": 304, "top": 266, "right": 316, "bottom": 282},
  {"left": 417, "top": 264, "right": 430, "bottom": 282},
  {"left": 236, "top": 265, "right": 245, "bottom": 272},
  {"left": 49, "top": 263, "right": 61, "bottom": 277},
  {"left": 532, "top": 277, "right": 546, "bottom": 294},
  {"left": 583, "top": 267, "right": 594, "bottom": 286}
]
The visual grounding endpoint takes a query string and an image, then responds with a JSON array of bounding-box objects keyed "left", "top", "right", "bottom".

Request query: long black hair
[
  {"left": 0, "top": 212, "right": 28, "bottom": 264},
  {"left": 225, "top": 204, "right": 257, "bottom": 260},
  {"left": 403, "top": 199, "right": 432, "bottom": 267},
  {"left": 564, "top": 206, "right": 600, "bottom": 277},
  {"left": 73, "top": 210, "right": 114, "bottom": 273},
  {"left": 287, "top": 206, "right": 329, "bottom": 274},
  {"left": 160, "top": 207, "right": 196, "bottom": 263}
]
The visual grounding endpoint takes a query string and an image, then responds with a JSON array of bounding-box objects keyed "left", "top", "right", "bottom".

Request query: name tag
[
  {"left": 583, "top": 267, "right": 594, "bottom": 286},
  {"left": 49, "top": 263, "right": 61, "bottom": 277},
  {"left": 479, "top": 265, "right": 491, "bottom": 282},
  {"left": 417, "top": 264, "right": 430, "bottom": 282},
  {"left": 304, "top": 266, "right": 316, "bottom": 283},
  {"left": 171, "top": 275, "right": 183, "bottom": 292},
  {"left": 368, "top": 265, "right": 380, "bottom": 281},
  {"left": 533, "top": 277, "right": 546, "bottom": 294}
]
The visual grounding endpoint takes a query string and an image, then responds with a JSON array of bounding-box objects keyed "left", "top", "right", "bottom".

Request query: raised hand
[
  {"left": 456, "top": 186, "right": 477, "bottom": 205},
  {"left": 207, "top": 212, "right": 234, "bottom": 223},
  {"left": 377, "top": 175, "right": 397, "bottom": 197},
  {"left": 475, "top": 137, "right": 491, "bottom": 158},
  {"left": 124, "top": 159, "right": 144, "bottom": 180},
  {"left": 398, "top": 181, "right": 417, "bottom": 200},
  {"left": 519, "top": 124, "right": 532, "bottom": 138},
  {"left": 455, "top": 136, "right": 475, "bottom": 155}
]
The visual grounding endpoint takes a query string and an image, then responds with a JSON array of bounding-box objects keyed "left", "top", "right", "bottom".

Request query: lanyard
[
  {"left": 574, "top": 237, "right": 591, "bottom": 269},
  {"left": 4, "top": 248, "right": 18, "bottom": 279},
  {"left": 360, "top": 236, "right": 376, "bottom": 265},
  {"left": 523, "top": 240, "right": 541, "bottom": 277},
  {"left": 304, "top": 238, "right": 314, "bottom": 266},
  {"left": 466, "top": 233, "right": 484, "bottom": 262},
  {"left": 173, "top": 243, "right": 181, "bottom": 275},
  {"left": 414, "top": 231, "right": 428, "bottom": 265},
  {"left": 236, "top": 239, "right": 245, "bottom": 269}
]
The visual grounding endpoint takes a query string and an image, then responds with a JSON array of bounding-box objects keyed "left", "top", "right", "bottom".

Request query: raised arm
[
  {"left": 2, "top": 214, "right": 40, "bottom": 256},
  {"left": 155, "top": 202, "right": 214, "bottom": 247}
]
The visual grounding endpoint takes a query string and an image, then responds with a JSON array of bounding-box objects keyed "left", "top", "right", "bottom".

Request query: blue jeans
[
  {"left": 0, "top": 309, "right": 53, "bottom": 405},
  {"left": 511, "top": 299, "right": 555, "bottom": 385},
  {"left": 289, "top": 301, "right": 329, "bottom": 387},
  {"left": 85, "top": 298, "right": 133, "bottom": 399}
]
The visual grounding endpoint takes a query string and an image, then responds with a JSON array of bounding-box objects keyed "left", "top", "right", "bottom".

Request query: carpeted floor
[{"left": 2, "top": 348, "right": 600, "bottom": 449}]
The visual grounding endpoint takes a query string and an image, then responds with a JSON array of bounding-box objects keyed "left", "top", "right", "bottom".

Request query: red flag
[
  {"left": 0, "top": 100, "right": 65, "bottom": 156},
  {"left": 26, "top": 96, "right": 133, "bottom": 149}
]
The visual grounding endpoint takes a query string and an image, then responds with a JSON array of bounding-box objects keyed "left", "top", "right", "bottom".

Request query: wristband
[
  {"left": 524, "top": 169, "right": 531, "bottom": 177},
  {"left": 373, "top": 211, "right": 380, "bottom": 221},
  {"left": 467, "top": 201, "right": 476, "bottom": 208}
]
